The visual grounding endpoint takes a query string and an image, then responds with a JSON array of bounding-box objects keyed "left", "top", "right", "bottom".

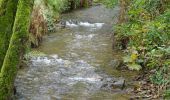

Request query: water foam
[
  {"left": 65, "top": 21, "right": 104, "bottom": 29},
  {"left": 66, "top": 21, "right": 78, "bottom": 27}
]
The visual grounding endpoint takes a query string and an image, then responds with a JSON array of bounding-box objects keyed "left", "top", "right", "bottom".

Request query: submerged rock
[
  {"left": 112, "top": 78, "right": 125, "bottom": 90},
  {"left": 101, "top": 77, "right": 125, "bottom": 90},
  {"left": 109, "top": 59, "right": 124, "bottom": 69}
]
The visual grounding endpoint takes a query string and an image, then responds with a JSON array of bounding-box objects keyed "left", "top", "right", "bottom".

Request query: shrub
[{"left": 114, "top": 0, "right": 170, "bottom": 71}]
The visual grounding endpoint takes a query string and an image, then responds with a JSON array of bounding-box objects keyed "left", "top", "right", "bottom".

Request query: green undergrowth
[
  {"left": 101, "top": 0, "right": 170, "bottom": 98},
  {"left": 115, "top": 0, "right": 170, "bottom": 71}
]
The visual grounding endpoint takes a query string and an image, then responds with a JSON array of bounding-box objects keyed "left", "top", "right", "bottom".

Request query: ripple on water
[
  {"left": 15, "top": 55, "right": 120, "bottom": 99},
  {"left": 75, "top": 34, "right": 95, "bottom": 40}
]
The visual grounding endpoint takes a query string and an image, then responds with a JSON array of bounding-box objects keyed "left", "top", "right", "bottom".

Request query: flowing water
[{"left": 15, "top": 5, "right": 137, "bottom": 100}]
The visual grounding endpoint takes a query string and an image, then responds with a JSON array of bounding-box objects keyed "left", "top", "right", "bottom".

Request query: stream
[{"left": 15, "top": 5, "right": 137, "bottom": 100}]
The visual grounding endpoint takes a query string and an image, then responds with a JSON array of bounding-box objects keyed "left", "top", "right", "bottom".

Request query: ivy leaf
[{"left": 131, "top": 53, "right": 138, "bottom": 61}]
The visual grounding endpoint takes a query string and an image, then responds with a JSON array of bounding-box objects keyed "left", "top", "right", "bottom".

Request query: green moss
[
  {"left": 0, "top": 0, "right": 18, "bottom": 69},
  {"left": 0, "top": 0, "right": 8, "bottom": 15},
  {"left": 0, "top": 0, "right": 33, "bottom": 99}
]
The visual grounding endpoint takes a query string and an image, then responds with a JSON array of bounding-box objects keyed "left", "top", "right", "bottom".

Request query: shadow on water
[{"left": 15, "top": 5, "right": 138, "bottom": 100}]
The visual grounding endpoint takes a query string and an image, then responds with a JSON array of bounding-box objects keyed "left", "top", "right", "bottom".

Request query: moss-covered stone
[
  {"left": 0, "top": 0, "right": 18, "bottom": 69},
  {"left": 0, "top": 0, "right": 33, "bottom": 99}
]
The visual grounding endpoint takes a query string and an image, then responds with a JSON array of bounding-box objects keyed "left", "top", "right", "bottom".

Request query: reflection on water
[{"left": 15, "top": 5, "right": 136, "bottom": 100}]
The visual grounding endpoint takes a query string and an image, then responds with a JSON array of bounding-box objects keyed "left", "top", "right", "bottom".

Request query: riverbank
[
  {"left": 94, "top": 0, "right": 170, "bottom": 99},
  {"left": 110, "top": 0, "right": 170, "bottom": 99}
]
